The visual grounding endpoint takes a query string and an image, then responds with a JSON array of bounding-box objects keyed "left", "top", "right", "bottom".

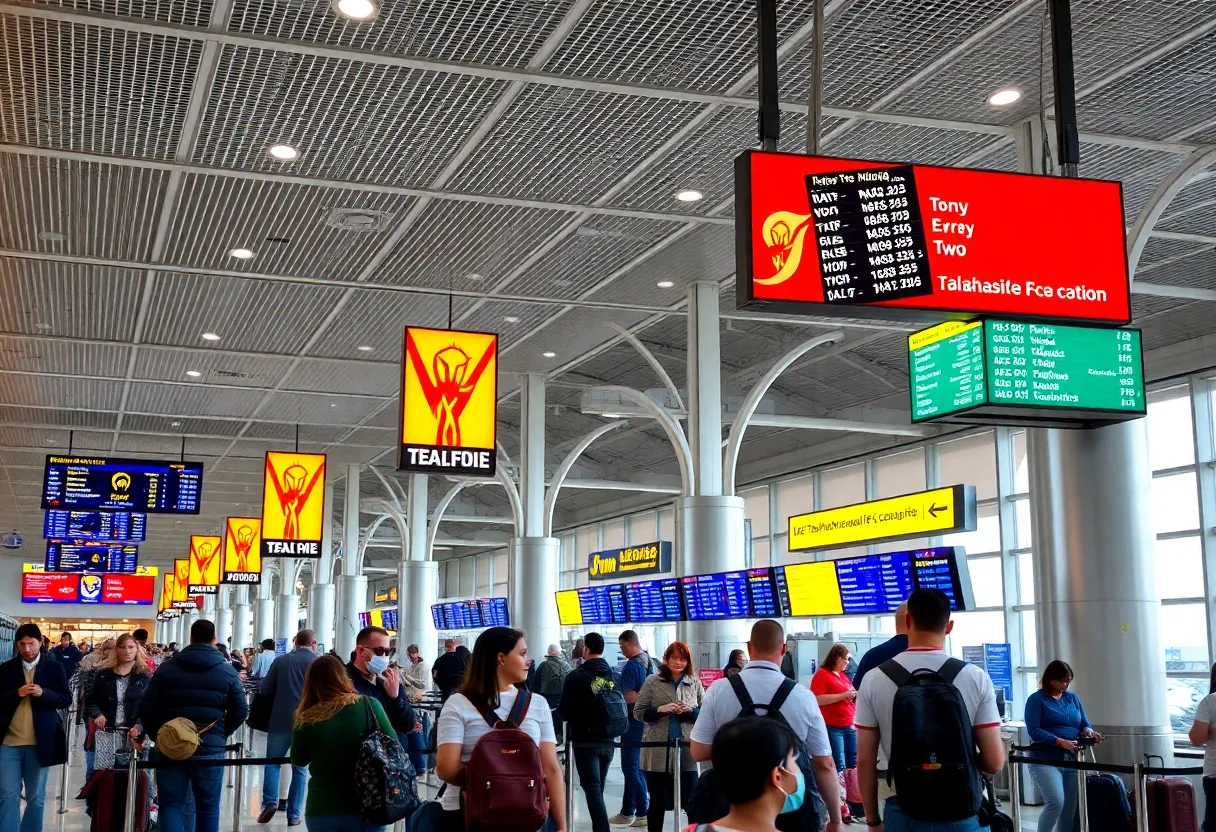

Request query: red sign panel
[
  {"left": 22, "top": 572, "right": 80, "bottom": 603},
  {"left": 101, "top": 574, "right": 155, "bottom": 605},
  {"left": 736, "top": 150, "right": 1130, "bottom": 325}
]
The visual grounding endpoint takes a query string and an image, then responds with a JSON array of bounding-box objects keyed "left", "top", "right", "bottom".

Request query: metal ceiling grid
[
  {"left": 259, "top": 389, "right": 384, "bottom": 424},
  {"left": 0, "top": 155, "right": 168, "bottom": 262},
  {"left": 371, "top": 201, "right": 572, "bottom": 290},
  {"left": 0, "top": 404, "right": 116, "bottom": 431},
  {"left": 242, "top": 421, "right": 350, "bottom": 443},
  {"left": 588, "top": 225, "right": 735, "bottom": 307},
  {"left": 162, "top": 175, "right": 420, "bottom": 280},
  {"left": 122, "top": 413, "right": 247, "bottom": 437},
  {"left": 1132, "top": 295, "right": 1193, "bottom": 317},
  {"left": 0, "top": 15, "right": 202, "bottom": 159},
  {"left": 457, "top": 301, "right": 554, "bottom": 344},
  {"left": 1141, "top": 303, "right": 1216, "bottom": 351},
  {"left": 24, "top": 0, "right": 213, "bottom": 27},
  {"left": 498, "top": 306, "right": 653, "bottom": 377},
  {"left": 0, "top": 260, "right": 142, "bottom": 340},
  {"left": 140, "top": 271, "right": 347, "bottom": 353},
  {"left": 1158, "top": 204, "right": 1216, "bottom": 237},
  {"left": 133, "top": 347, "right": 293, "bottom": 388},
  {"left": 1077, "top": 142, "right": 1185, "bottom": 220},
  {"left": 826, "top": 120, "right": 1001, "bottom": 167},
  {"left": 284, "top": 358, "right": 400, "bottom": 397},
  {"left": 1135, "top": 236, "right": 1212, "bottom": 269},
  {"left": 341, "top": 426, "right": 394, "bottom": 448},
  {"left": 1139, "top": 248, "right": 1216, "bottom": 290},
  {"left": 192, "top": 45, "right": 509, "bottom": 185},
  {"left": 446, "top": 84, "right": 704, "bottom": 203},
  {"left": 0, "top": 424, "right": 104, "bottom": 449},
  {"left": 0, "top": 449, "right": 54, "bottom": 468},
  {"left": 782, "top": 355, "right": 893, "bottom": 409},
  {"left": 0, "top": 336, "right": 129, "bottom": 377},
  {"left": 972, "top": 141, "right": 1020, "bottom": 172},
  {"left": 302, "top": 290, "right": 453, "bottom": 358},
  {"left": 228, "top": 0, "right": 575, "bottom": 69},
  {"left": 1078, "top": 31, "right": 1216, "bottom": 141},
  {"left": 0, "top": 372, "right": 121, "bottom": 411},
  {"left": 122, "top": 381, "right": 267, "bottom": 424}
]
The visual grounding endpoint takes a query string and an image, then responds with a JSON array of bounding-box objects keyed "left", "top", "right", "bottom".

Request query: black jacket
[
  {"left": 85, "top": 668, "right": 151, "bottom": 728},
  {"left": 51, "top": 644, "right": 83, "bottom": 679},
  {"left": 137, "top": 643, "right": 248, "bottom": 750},
  {"left": 345, "top": 661, "right": 416, "bottom": 735},
  {"left": 558, "top": 658, "right": 622, "bottom": 742},
  {"left": 431, "top": 650, "right": 468, "bottom": 699},
  {"left": 0, "top": 655, "right": 72, "bottom": 766}
]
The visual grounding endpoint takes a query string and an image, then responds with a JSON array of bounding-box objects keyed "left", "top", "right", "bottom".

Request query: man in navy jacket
[{"left": 0, "top": 623, "right": 71, "bottom": 832}]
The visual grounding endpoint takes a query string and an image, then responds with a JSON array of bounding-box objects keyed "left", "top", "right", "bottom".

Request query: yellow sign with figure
[
  {"left": 188, "top": 535, "right": 222, "bottom": 595},
  {"left": 222, "top": 517, "right": 263, "bottom": 584},
  {"left": 261, "top": 452, "right": 326, "bottom": 557},
  {"left": 171, "top": 559, "right": 196, "bottom": 610},
  {"left": 788, "top": 485, "right": 976, "bottom": 552},
  {"left": 399, "top": 326, "right": 498, "bottom": 476}
]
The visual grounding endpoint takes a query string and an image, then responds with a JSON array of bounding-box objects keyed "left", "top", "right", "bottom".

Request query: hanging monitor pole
[
  {"left": 1048, "top": 0, "right": 1080, "bottom": 177},
  {"left": 806, "top": 0, "right": 825, "bottom": 155},
  {"left": 757, "top": 0, "right": 780, "bottom": 151}
]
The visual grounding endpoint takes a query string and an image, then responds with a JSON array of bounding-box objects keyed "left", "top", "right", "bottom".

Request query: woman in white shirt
[
  {"left": 435, "top": 627, "right": 567, "bottom": 832},
  {"left": 1187, "top": 665, "right": 1216, "bottom": 831}
]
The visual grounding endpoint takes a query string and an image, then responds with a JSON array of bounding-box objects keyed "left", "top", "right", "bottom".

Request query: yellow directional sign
[{"left": 788, "top": 484, "right": 976, "bottom": 552}]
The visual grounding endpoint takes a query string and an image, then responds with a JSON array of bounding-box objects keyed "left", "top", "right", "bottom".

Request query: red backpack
[{"left": 463, "top": 688, "right": 548, "bottom": 832}]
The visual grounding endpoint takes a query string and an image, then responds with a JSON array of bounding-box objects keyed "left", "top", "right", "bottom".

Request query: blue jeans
[
  {"left": 827, "top": 725, "right": 857, "bottom": 772},
  {"left": 263, "top": 730, "right": 308, "bottom": 819},
  {"left": 1030, "top": 763, "right": 1078, "bottom": 832},
  {"left": 304, "top": 814, "right": 386, "bottom": 832},
  {"left": 156, "top": 747, "right": 225, "bottom": 832},
  {"left": 574, "top": 745, "right": 615, "bottom": 832},
  {"left": 0, "top": 744, "right": 49, "bottom": 832},
  {"left": 620, "top": 723, "right": 648, "bottom": 815},
  {"left": 882, "top": 797, "right": 982, "bottom": 831}
]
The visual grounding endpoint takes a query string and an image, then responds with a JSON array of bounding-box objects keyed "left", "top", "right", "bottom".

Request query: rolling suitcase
[
  {"left": 82, "top": 768, "right": 151, "bottom": 832},
  {"left": 1145, "top": 755, "right": 1199, "bottom": 832},
  {"left": 1085, "top": 772, "right": 1133, "bottom": 832}
]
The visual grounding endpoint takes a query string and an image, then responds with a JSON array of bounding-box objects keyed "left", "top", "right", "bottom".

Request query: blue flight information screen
[
  {"left": 577, "top": 585, "right": 628, "bottom": 624},
  {"left": 681, "top": 571, "right": 749, "bottom": 621},
  {"left": 41, "top": 455, "right": 203, "bottom": 514},
  {"left": 835, "top": 553, "right": 915, "bottom": 614},
  {"left": 747, "top": 568, "right": 782, "bottom": 617},
  {"left": 43, "top": 510, "right": 146, "bottom": 542},
  {"left": 45, "top": 541, "right": 139, "bottom": 573},
  {"left": 623, "top": 578, "right": 683, "bottom": 622},
  {"left": 911, "top": 549, "right": 966, "bottom": 608},
  {"left": 431, "top": 605, "right": 445, "bottom": 629},
  {"left": 381, "top": 608, "right": 398, "bottom": 630},
  {"left": 478, "top": 597, "right": 510, "bottom": 627}
]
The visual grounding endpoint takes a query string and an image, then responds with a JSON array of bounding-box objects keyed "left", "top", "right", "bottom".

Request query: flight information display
[
  {"left": 577, "top": 585, "right": 629, "bottom": 625},
  {"left": 747, "top": 568, "right": 782, "bottom": 617},
  {"left": 45, "top": 541, "right": 138, "bottom": 573},
  {"left": 431, "top": 598, "right": 510, "bottom": 630},
  {"left": 835, "top": 552, "right": 914, "bottom": 614},
  {"left": 42, "top": 455, "right": 203, "bottom": 514},
  {"left": 478, "top": 597, "right": 510, "bottom": 627},
  {"left": 22, "top": 571, "right": 153, "bottom": 604},
  {"left": 622, "top": 578, "right": 684, "bottom": 622},
  {"left": 381, "top": 608, "right": 398, "bottom": 631},
  {"left": 43, "top": 510, "right": 146, "bottom": 542},
  {"left": 680, "top": 571, "right": 750, "bottom": 621},
  {"left": 431, "top": 605, "right": 445, "bottom": 629}
]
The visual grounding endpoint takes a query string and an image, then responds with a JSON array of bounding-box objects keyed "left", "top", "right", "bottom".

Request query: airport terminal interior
[{"left": 1, "top": 0, "right": 1216, "bottom": 828}]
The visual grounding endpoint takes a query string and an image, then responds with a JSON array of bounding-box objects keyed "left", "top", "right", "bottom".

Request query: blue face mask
[
  {"left": 367, "top": 654, "right": 390, "bottom": 677},
  {"left": 778, "top": 764, "right": 806, "bottom": 814}
]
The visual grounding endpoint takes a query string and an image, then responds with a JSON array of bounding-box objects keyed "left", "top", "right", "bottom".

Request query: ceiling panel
[
  {"left": 825, "top": 120, "right": 1001, "bottom": 167},
  {"left": 499, "top": 305, "right": 652, "bottom": 377},
  {"left": 23, "top": 0, "right": 213, "bottom": 27},
  {"left": 589, "top": 224, "right": 733, "bottom": 307},
  {"left": 258, "top": 390, "right": 385, "bottom": 425},
  {"left": 0, "top": 259, "right": 142, "bottom": 340},
  {"left": 0, "top": 372, "right": 122, "bottom": 411},
  {"left": 283, "top": 358, "right": 400, "bottom": 397},
  {"left": 133, "top": 347, "right": 291, "bottom": 387},
  {"left": 1077, "top": 142, "right": 1184, "bottom": 220},
  {"left": 303, "top": 290, "right": 456, "bottom": 359},
  {"left": 0, "top": 404, "right": 116, "bottom": 431},
  {"left": 0, "top": 336, "right": 129, "bottom": 377},
  {"left": 241, "top": 421, "right": 355, "bottom": 443},
  {"left": 122, "top": 412, "right": 247, "bottom": 437},
  {"left": 124, "top": 379, "right": 268, "bottom": 418}
]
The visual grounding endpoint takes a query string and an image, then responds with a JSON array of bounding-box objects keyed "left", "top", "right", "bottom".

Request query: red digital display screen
[
  {"left": 101, "top": 574, "right": 155, "bottom": 605},
  {"left": 20, "top": 571, "right": 153, "bottom": 605},
  {"left": 736, "top": 150, "right": 1130, "bottom": 325},
  {"left": 22, "top": 572, "right": 81, "bottom": 603}
]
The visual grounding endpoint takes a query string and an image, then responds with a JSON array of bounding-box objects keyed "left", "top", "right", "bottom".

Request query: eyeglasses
[{"left": 362, "top": 646, "right": 391, "bottom": 656}]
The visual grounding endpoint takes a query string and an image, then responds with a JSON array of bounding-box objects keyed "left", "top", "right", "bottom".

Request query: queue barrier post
[
  {"left": 231, "top": 741, "right": 246, "bottom": 832},
  {"left": 671, "top": 740, "right": 682, "bottom": 832},
  {"left": 122, "top": 741, "right": 139, "bottom": 832},
  {"left": 57, "top": 708, "right": 77, "bottom": 814},
  {"left": 564, "top": 726, "right": 575, "bottom": 831},
  {"left": 1132, "top": 762, "right": 1148, "bottom": 832},
  {"left": 1077, "top": 753, "right": 1090, "bottom": 832},
  {"left": 1005, "top": 737, "right": 1022, "bottom": 832}
]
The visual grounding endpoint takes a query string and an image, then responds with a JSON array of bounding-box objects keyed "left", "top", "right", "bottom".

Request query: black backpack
[
  {"left": 585, "top": 668, "right": 629, "bottom": 740},
  {"left": 686, "top": 674, "right": 826, "bottom": 832},
  {"left": 354, "top": 697, "right": 421, "bottom": 825},
  {"left": 879, "top": 657, "right": 982, "bottom": 821}
]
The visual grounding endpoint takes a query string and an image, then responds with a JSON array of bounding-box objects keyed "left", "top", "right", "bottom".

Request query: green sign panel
[{"left": 909, "top": 319, "right": 1145, "bottom": 427}]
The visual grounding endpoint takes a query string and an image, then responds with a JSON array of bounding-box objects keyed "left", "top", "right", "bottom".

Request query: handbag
[
  {"left": 247, "top": 691, "right": 273, "bottom": 733},
  {"left": 355, "top": 696, "right": 421, "bottom": 824}
]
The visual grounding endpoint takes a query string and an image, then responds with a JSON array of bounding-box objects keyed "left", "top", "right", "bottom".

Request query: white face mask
[{"left": 367, "top": 654, "right": 390, "bottom": 677}]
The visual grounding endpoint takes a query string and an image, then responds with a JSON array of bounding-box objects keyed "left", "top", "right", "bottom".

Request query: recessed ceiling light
[
  {"left": 503, "top": 316, "right": 520, "bottom": 324},
  {"left": 334, "top": 0, "right": 377, "bottom": 19},
  {"left": 330, "top": 403, "right": 338, "bottom": 407},
  {"left": 229, "top": 248, "right": 254, "bottom": 260},
  {"left": 267, "top": 144, "right": 299, "bottom": 161},
  {"left": 201, "top": 332, "right": 220, "bottom": 342},
  {"left": 987, "top": 88, "right": 1022, "bottom": 106},
  {"left": 656, "top": 280, "right": 675, "bottom": 288},
  {"left": 35, "top": 322, "right": 52, "bottom": 330},
  {"left": 357, "top": 345, "right": 374, "bottom": 352},
  {"left": 466, "top": 273, "right": 484, "bottom": 281},
  {"left": 171, "top": 421, "right": 182, "bottom": 427},
  {"left": 541, "top": 351, "right": 556, "bottom": 358},
  {"left": 186, "top": 370, "right": 201, "bottom": 378},
  {"left": 675, "top": 189, "right": 704, "bottom": 202}
]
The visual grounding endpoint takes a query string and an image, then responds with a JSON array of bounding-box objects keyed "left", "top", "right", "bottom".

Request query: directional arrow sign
[{"left": 788, "top": 485, "right": 977, "bottom": 552}]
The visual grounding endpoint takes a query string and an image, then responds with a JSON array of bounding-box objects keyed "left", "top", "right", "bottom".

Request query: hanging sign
[
  {"left": 261, "top": 452, "right": 326, "bottom": 557},
  {"left": 222, "top": 517, "right": 263, "bottom": 584},
  {"left": 788, "top": 485, "right": 977, "bottom": 551},
  {"left": 735, "top": 150, "right": 1130, "bottom": 325},
  {"left": 187, "top": 535, "right": 222, "bottom": 594},
  {"left": 171, "top": 558, "right": 196, "bottom": 610},
  {"left": 159, "top": 573, "right": 175, "bottom": 614},
  {"left": 398, "top": 326, "right": 498, "bottom": 476},
  {"left": 588, "top": 541, "right": 673, "bottom": 581}
]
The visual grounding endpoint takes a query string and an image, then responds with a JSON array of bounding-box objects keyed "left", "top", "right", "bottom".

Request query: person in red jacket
[{"left": 810, "top": 643, "right": 857, "bottom": 774}]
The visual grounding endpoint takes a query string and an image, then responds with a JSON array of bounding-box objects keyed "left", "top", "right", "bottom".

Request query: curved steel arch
[
  {"left": 592, "top": 385, "right": 695, "bottom": 496},
  {"left": 1127, "top": 146, "right": 1216, "bottom": 277},
  {"left": 543, "top": 420, "right": 628, "bottom": 536},
  {"left": 607, "top": 322, "right": 685, "bottom": 412}
]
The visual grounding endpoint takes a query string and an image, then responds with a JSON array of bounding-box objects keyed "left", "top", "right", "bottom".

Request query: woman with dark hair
[
  {"left": 434, "top": 627, "right": 566, "bottom": 832},
  {"left": 571, "top": 638, "right": 585, "bottom": 669},
  {"left": 811, "top": 643, "right": 857, "bottom": 774},
  {"left": 1025, "top": 659, "right": 1103, "bottom": 832},
  {"left": 1188, "top": 662, "right": 1216, "bottom": 831},
  {"left": 290, "top": 654, "right": 399, "bottom": 832},
  {"left": 635, "top": 640, "right": 703, "bottom": 832},
  {"left": 722, "top": 649, "right": 746, "bottom": 678},
  {"left": 695, "top": 716, "right": 804, "bottom": 832}
]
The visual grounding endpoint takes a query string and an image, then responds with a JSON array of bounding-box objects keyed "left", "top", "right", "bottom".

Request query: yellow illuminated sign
[
  {"left": 788, "top": 485, "right": 976, "bottom": 551},
  {"left": 159, "top": 574, "right": 173, "bottom": 613},
  {"left": 588, "top": 541, "right": 672, "bottom": 581},
  {"left": 783, "top": 561, "right": 844, "bottom": 616},
  {"left": 172, "top": 559, "right": 196, "bottom": 610},
  {"left": 222, "top": 517, "right": 263, "bottom": 584},
  {"left": 188, "top": 535, "right": 222, "bottom": 595},
  {"left": 369, "top": 609, "right": 384, "bottom": 628},
  {"left": 261, "top": 452, "right": 326, "bottom": 557},
  {"left": 399, "top": 326, "right": 498, "bottom": 476},
  {"left": 906, "top": 320, "right": 982, "bottom": 352},
  {"left": 555, "top": 590, "right": 583, "bottom": 626}
]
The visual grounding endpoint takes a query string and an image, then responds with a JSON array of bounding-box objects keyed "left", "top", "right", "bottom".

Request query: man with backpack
[
  {"left": 854, "top": 589, "right": 1005, "bottom": 831},
  {"left": 689, "top": 619, "right": 844, "bottom": 832},
  {"left": 613, "top": 630, "right": 653, "bottom": 826},
  {"left": 559, "top": 632, "right": 628, "bottom": 832}
]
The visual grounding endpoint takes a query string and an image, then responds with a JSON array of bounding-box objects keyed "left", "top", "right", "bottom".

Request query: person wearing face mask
[
  {"left": 684, "top": 716, "right": 806, "bottom": 832},
  {"left": 345, "top": 626, "right": 415, "bottom": 739}
]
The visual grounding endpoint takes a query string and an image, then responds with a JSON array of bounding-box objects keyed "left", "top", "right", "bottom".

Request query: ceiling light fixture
[
  {"left": 357, "top": 345, "right": 374, "bottom": 352},
  {"left": 201, "top": 332, "right": 220, "bottom": 341},
  {"left": 186, "top": 370, "right": 201, "bottom": 378},
  {"left": 541, "top": 351, "right": 557, "bottom": 358},
  {"left": 987, "top": 87, "right": 1022, "bottom": 106},
  {"left": 334, "top": 0, "right": 377, "bottom": 19},
  {"left": 171, "top": 421, "right": 182, "bottom": 427},
  {"left": 675, "top": 189, "right": 704, "bottom": 202},
  {"left": 267, "top": 144, "right": 299, "bottom": 161},
  {"left": 228, "top": 248, "right": 254, "bottom": 260},
  {"left": 466, "top": 273, "right": 484, "bottom": 281},
  {"left": 656, "top": 280, "right": 675, "bottom": 288},
  {"left": 503, "top": 316, "right": 520, "bottom": 324}
]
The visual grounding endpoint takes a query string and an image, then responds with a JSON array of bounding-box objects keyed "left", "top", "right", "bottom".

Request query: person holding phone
[
  {"left": 635, "top": 641, "right": 703, "bottom": 832},
  {"left": 1025, "top": 660, "right": 1103, "bottom": 832},
  {"left": 344, "top": 627, "right": 415, "bottom": 739},
  {"left": 810, "top": 644, "right": 858, "bottom": 775}
]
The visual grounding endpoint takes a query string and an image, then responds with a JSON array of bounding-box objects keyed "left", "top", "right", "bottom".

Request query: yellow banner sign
[
  {"left": 160, "top": 573, "right": 173, "bottom": 614},
  {"left": 399, "top": 326, "right": 498, "bottom": 476},
  {"left": 555, "top": 589, "right": 583, "bottom": 627},
  {"left": 588, "top": 542, "right": 673, "bottom": 581},
  {"left": 172, "top": 559, "right": 196, "bottom": 610},
  {"left": 188, "top": 535, "right": 222, "bottom": 595},
  {"left": 788, "top": 485, "right": 976, "bottom": 551},
  {"left": 222, "top": 517, "right": 263, "bottom": 584},
  {"left": 261, "top": 452, "right": 326, "bottom": 557}
]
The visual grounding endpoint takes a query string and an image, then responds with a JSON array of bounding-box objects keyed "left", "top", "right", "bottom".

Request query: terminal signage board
[
  {"left": 172, "top": 558, "right": 196, "bottom": 610},
  {"left": 398, "top": 327, "right": 498, "bottom": 477},
  {"left": 45, "top": 541, "right": 139, "bottom": 572},
  {"left": 43, "top": 510, "right": 146, "bottom": 542},
  {"left": 788, "top": 485, "right": 976, "bottom": 552},
  {"left": 261, "top": 452, "right": 326, "bottom": 557},
  {"left": 735, "top": 150, "right": 1130, "bottom": 325},
  {"left": 908, "top": 319, "right": 1145, "bottom": 427},
  {"left": 188, "top": 535, "right": 222, "bottom": 595},
  {"left": 22, "top": 563, "right": 156, "bottom": 605},
  {"left": 588, "top": 541, "right": 672, "bottom": 581},
  {"left": 222, "top": 517, "right": 262, "bottom": 584},
  {"left": 41, "top": 455, "right": 203, "bottom": 513}
]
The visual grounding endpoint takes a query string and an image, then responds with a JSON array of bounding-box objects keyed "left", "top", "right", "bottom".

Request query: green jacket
[
  {"left": 290, "top": 697, "right": 398, "bottom": 816},
  {"left": 532, "top": 655, "right": 571, "bottom": 698}
]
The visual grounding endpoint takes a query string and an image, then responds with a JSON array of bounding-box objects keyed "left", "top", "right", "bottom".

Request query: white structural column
[
  {"left": 277, "top": 558, "right": 300, "bottom": 639},
  {"left": 232, "top": 586, "right": 253, "bottom": 650},
  {"left": 400, "top": 473, "right": 438, "bottom": 655},
  {"left": 309, "top": 482, "right": 338, "bottom": 652},
  {"left": 254, "top": 564, "right": 276, "bottom": 643},
  {"left": 509, "top": 374, "right": 560, "bottom": 652},
  {"left": 336, "top": 465, "right": 368, "bottom": 660},
  {"left": 214, "top": 588, "right": 233, "bottom": 649},
  {"left": 680, "top": 281, "right": 747, "bottom": 659}
]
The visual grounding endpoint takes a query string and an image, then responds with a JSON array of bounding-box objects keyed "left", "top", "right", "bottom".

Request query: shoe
[
  {"left": 607, "top": 815, "right": 634, "bottom": 825},
  {"left": 287, "top": 819, "right": 302, "bottom": 827},
  {"left": 256, "top": 806, "right": 277, "bottom": 824},
  {"left": 278, "top": 799, "right": 288, "bottom": 811},
  {"left": 630, "top": 818, "right": 649, "bottom": 828}
]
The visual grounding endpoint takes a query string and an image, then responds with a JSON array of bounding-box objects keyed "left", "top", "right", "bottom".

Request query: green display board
[{"left": 909, "top": 319, "right": 1145, "bottom": 428}]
